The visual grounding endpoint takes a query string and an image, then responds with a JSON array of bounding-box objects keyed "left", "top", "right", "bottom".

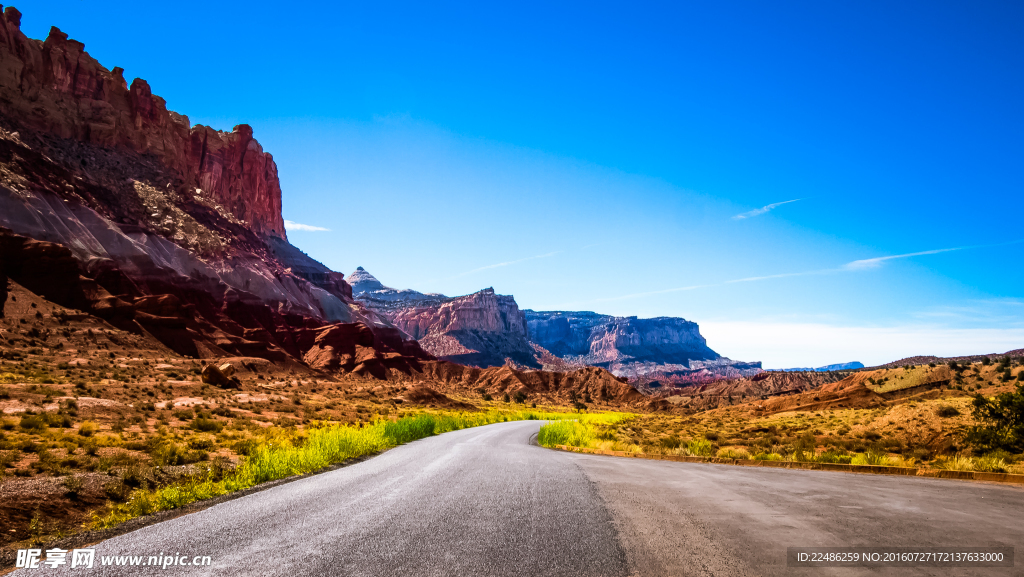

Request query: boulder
[{"left": 201, "top": 363, "right": 239, "bottom": 388}]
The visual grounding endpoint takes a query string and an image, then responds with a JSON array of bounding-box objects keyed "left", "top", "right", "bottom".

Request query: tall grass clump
[
  {"left": 537, "top": 420, "right": 594, "bottom": 448},
  {"left": 686, "top": 438, "right": 714, "bottom": 457},
  {"left": 716, "top": 447, "right": 750, "bottom": 460},
  {"left": 851, "top": 451, "right": 893, "bottom": 466},
  {"left": 536, "top": 412, "right": 631, "bottom": 450},
  {"left": 94, "top": 409, "right": 573, "bottom": 528}
]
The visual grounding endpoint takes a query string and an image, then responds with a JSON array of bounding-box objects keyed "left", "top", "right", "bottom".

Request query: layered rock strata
[
  {"left": 0, "top": 8, "right": 427, "bottom": 367},
  {"left": 526, "top": 310, "right": 761, "bottom": 381},
  {"left": 0, "top": 9, "right": 284, "bottom": 237},
  {"left": 356, "top": 275, "right": 539, "bottom": 368}
]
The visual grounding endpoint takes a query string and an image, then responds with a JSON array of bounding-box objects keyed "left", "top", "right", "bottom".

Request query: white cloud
[
  {"left": 732, "top": 198, "right": 801, "bottom": 220},
  {"left": 843, "top": 247, "right": 962, "bottom": 270},
  {"left": 284, "top": 220, "right": 330, "bottom": 232},
  {"left": 455, "top": 251, "right": 560, "bottom": 277},
  {"left": 700, "top": 321, "right": 1024, "bottom": 369}
]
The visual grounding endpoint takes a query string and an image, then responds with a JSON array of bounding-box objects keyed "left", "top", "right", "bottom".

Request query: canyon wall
[
  {"left": 526, "top": 311, "right": 717, "bottom": 364},
  {"left": 0, "top": 8, "right": 285, "bottom": 237},
  {"left": 0, "top": 7, "right": 431, "bottom": 367},
  {"left": 527, "top": 310, "right": 762, "bottom": 382},
  {"left": 363, "top": 284, "right": 539, "bottom": 368},
  {"left": 351, "top": 268, "right": 761, "bottom": 379}
]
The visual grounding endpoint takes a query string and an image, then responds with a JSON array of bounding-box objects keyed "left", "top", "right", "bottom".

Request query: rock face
[
  {"left": 365, "top": 283, "right": 539, "bottom": 368},
  {"left": 348, "top": 267, "right": 386, "bottom": 294},
  {"left": 0, "top": 8, "right": 427, "bottom": 368},
  {"left": 783, "top": 362, "right": 864, "bottom": 372},
  {"left": 351, "top": 268, "right": 760, "bottom": 380},
  {"left": 348, "top": 266, "right": 446, "bottom": 303},
  {"left": 526, "top": 310, "right": 761, "bottom": 381},
  {"left": 663, "top": 370, "right": 845, "bottom": 411},
  {"left": 526, "top": 311, "right": 716, "bottom": 363},
  {"left": 416, "top": 362, "right": 646, "bottom": 406},
  {"left": 0, "top": 9, "right": 284, "bottom": 238},
  {"left": 350, "top": 268, "right": 537, "bottom": 368}
]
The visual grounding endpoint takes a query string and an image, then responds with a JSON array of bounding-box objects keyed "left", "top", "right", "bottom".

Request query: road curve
[{"left": 20, "top": 420, "right": 1024, "bottom": 576}]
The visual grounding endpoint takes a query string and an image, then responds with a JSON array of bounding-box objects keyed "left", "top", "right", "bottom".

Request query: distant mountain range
[
  {"left": 782, "top": 362, "right": 865, "bottom": 372},
  {"left": 350, "top": 268, "right": 762, "bottom": 381}
]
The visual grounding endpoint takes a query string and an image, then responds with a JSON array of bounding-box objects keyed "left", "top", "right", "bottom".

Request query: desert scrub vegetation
[
  {"left": 93, "top": 409, "right": 571, "bottom": 528},
  {"left": 536, "top": 413, "right": 633, "bottom": 450},
  {"left": 964, "top": 382, "right": 1024, "bottom": 453}
]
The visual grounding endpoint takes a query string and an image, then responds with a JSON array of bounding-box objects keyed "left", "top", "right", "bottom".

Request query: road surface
[{"left": 22, "top": 420, "right": 1024, "bottom": 576}]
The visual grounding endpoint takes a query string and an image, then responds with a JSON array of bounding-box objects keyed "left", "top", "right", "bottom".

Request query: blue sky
[{"left": 18, "top": 1, "right": 1024, "bottom": 367}]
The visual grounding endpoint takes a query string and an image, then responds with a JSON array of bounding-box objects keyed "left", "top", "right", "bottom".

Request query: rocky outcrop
[
  {"left": 416, "top": 362, "right": 646, "bottom": 406},
  {"left": 526, "top": 310, "right": 761, "bottom": 381},
  {"left": 664, "top": 370, "right": 845, "bottom": 411},
  {"left": 348, "top": 266, "right": 446, "bottom": 303},
  {"left": 397, "top": 386, "right": 476, "bottom": 410},
  {"left": 0, "top": 8, "right": 284, "bottom": 237},
  {"left": 0, "top": 259, "right": 6, "bottom": 317},
  {"left": 368, "top": 287, "right": 539, "bottom": 368},
  {"left": 526, "top": 311, "right": 716, "bottom": 363},
  {"left": 351, "top": 268, "right": 760, "bottom": 379},
  {"left": 351, "top": 269, "right": 537, "bottom": 368},
  {"left": 0, "top": 8, "right": 430, "bottom": 367},
  {"left": 783, "top": 362, "right": 864, "bottom": 372}
]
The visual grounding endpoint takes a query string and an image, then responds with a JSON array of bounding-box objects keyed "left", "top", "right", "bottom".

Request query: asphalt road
[{"left": 21, "top": 421, "right": 1024, "bottom": 576}]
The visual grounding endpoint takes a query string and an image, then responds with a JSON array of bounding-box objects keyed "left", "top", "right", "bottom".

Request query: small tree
[{"left": 964, "top": 383, "right": 1024, "bottom": 452}]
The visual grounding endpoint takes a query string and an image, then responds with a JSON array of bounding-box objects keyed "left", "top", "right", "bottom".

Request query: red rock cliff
[
  {"left": 381, "top": 288, "right": 539, "bottom": 368},
  {"left": 0, "top": 7, "right": 286, "bottom": 238}
]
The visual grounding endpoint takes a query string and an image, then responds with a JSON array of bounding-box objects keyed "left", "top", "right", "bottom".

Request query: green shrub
[
  {"left": 937, "top": 454, "right": 975, "bottom": 471},
  {"left": 190, "top": 418, "right": 223, "bottom": 433},
  {"left": 974, "top": 455, "right": 1008, "bottom": 473},
  {"left": 660, "top": 436, "right": 682, "bottom": 449},
  {"left": 716, "top": 447, "right": 749, "bottom": 459},
  {"left": 851, "top": 451, "right": 892, "bottom": 466},
  {"left": 172, "top": 409, "right": 194, "bottom": 421},
  {"left": 537, "top": 421, "right": 593, "bottom": 448},
  {"left": 63, "top": 475, "right": 84, "bottom": 496},
  {"left": 935, "top": 405, "right": 960, "bottom": 418},
  {"left": 965, "top": 384, "right": 1024, "bottom": 452},
  {"left": 77, "top": 421, "right": 98, "bottom": 437},
  {"left": 814, "top": 450, "right": 853, "bottom": 464},
  {"left": 686, "top": 439, "right": 714, "bottom": 457},
  {"left": 752, "top": 452, "right": 782, "bottom": 461},
  {"left": 19, "top": 415, "right": 46, "bottom": 431},
  {"left": 188, "top": 437, "right": 216, "bottom": 451}
]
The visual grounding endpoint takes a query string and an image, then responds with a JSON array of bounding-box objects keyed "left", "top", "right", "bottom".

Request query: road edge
[
  {"left": 549, "top": 445, "right": 1024, "bottom": 486},
  {"left": 0, "top": 451, "right": 384, "bottom": 572}
]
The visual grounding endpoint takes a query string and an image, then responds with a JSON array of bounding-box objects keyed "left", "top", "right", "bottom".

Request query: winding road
[{"left": 22, "top": 421, "right": 1024, "bottom": 576}]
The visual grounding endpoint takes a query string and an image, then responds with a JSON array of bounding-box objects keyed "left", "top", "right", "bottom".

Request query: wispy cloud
[
  {"left": 700, "top": 321, "right": 1024, "bottom": 368},
  {"left": 732, "top": 198, "right": 801, "bottom": 220},
  {"left": 725, "top": 270, "right": 833, "bottom": 283},
  {"left": 454, "top": 251, "right": 561, "bottom": 278},
  {"left": 843, "top": 247, "right": 963, "bottom": 270},
  {"left": 584, "top": 284, "right": 712, "bottom": 304},
  {"left": 284, "top": 220, "right": 330, "bottom": 232},
  {"left": 568, "top": 240, "right": 1022, "bottom": 306}
]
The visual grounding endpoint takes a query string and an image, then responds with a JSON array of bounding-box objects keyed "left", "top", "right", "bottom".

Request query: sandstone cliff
[
  {"left": 350, "top": 268, "right": 760, "bottom": 380},
  {"left": 526, "top": 310, "right": 761, "bottom": 382},
  {"left": 0, "top": 9, "right": 284, "bottom": 237},
  {"left": 0, "top": 7, "right": 426, "bottom": 367},
  {"left": 358, "top": 276, "right": 539, "bottom": 368}
]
